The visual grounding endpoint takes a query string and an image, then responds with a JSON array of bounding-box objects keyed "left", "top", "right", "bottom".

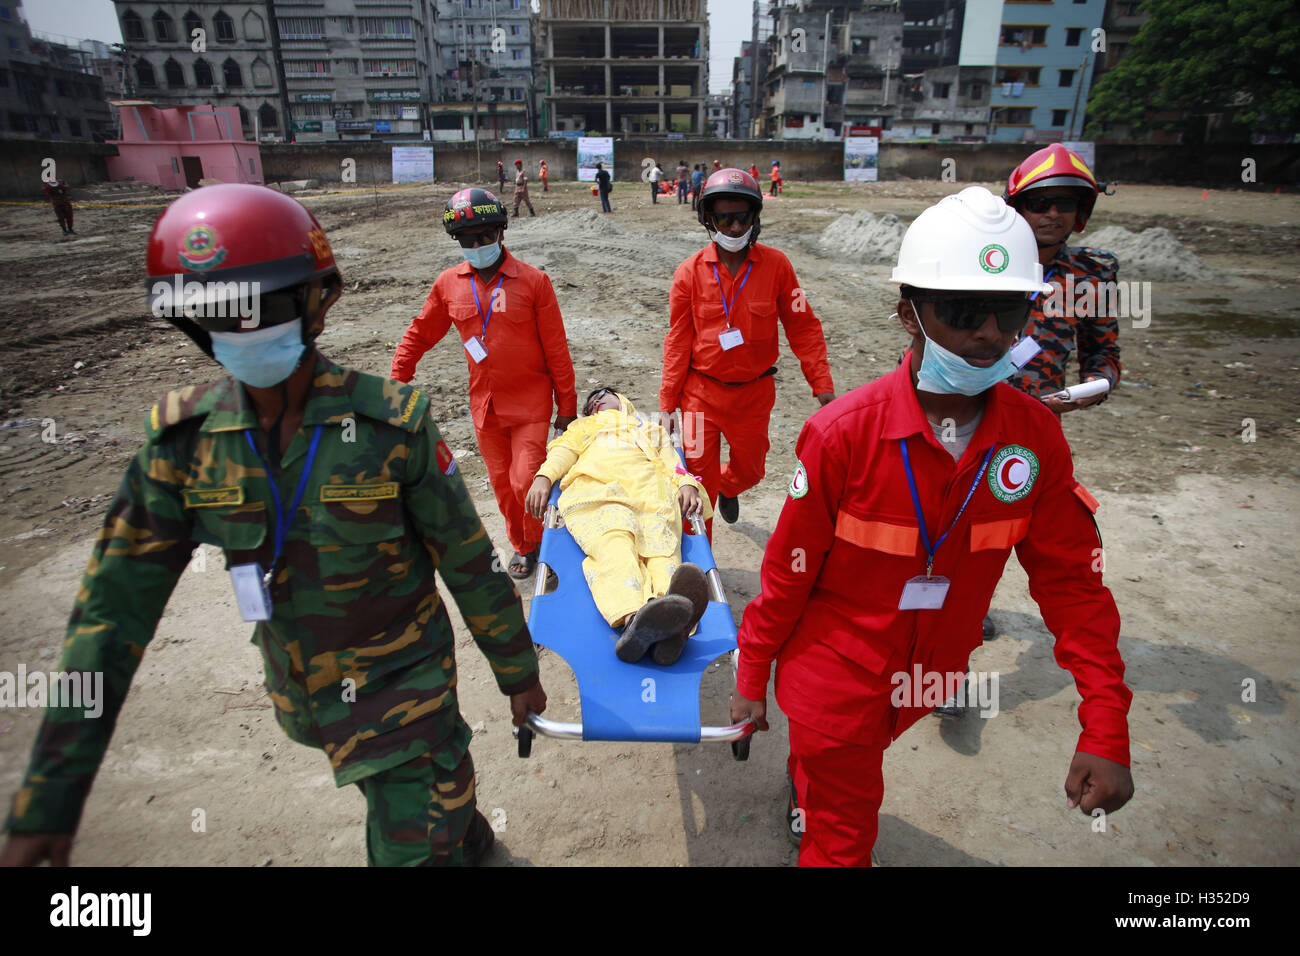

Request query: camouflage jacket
[
  {"left": 1010, "top": 245, "right": 1122, "bottom": 400},
  {"left": 7, "top": 352, "right": 538, "bottom": 834}
]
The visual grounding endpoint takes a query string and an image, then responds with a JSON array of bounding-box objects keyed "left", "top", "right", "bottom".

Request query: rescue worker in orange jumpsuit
[
  {"left": 730, "top": 187, "right": 1134, "bottom": 866},
  {"left": 769, "top": 160, "right": 782, "bottom": 196},
  {"left": 539, "top": 159, "right": 549, "bottom": 192},
  {"left": 660, "top": 168, "right": 834, "bottom": 537},
  {"left": 392, "top": 188, "right": 577, "bottom": 579}
]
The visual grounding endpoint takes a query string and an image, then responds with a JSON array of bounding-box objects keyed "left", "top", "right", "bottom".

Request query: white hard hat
[{"left": 892, "top": 186, "right": 1052, "bottom": 294}]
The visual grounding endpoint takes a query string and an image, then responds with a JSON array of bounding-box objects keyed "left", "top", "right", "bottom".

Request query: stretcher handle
[{"left": 513, "top": 713, "right": 755, "bottom": 759}]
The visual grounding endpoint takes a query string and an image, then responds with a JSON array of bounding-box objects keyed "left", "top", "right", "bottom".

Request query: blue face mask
[
  {"left": 463, "top": 241, "right": 501, "bottom": 269},
  {"left": 911, "top": 302, "right": 1019, "bottom": 396},
  {"left": 210, "top": 318, "right": 307, "bottom": 389}
]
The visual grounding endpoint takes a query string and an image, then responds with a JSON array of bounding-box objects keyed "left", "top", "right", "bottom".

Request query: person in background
[
  {"left": 539, "top": 159, "right": 550, "bottom": 193},
  {"left": 512, "top": 159, "right": 536, "bottom": 218},
  {"left": 595, "top": 162, "right": 613, "bottom": 213}
]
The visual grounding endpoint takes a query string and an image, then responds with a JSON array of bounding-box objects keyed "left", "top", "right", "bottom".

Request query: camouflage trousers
[{"left": 354, "top": 747, "right": 477, "bottom": 866}]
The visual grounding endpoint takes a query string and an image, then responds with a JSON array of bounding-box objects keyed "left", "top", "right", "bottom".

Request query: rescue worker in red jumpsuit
[
  {"left": 392, "top": 188, "right": 577, "bottom": 579},
  {"left": 730, "top": 186, "right": 1134, "bottom": 866},
  {"left": 660, "top": 168, "right": 834, "bottom": 538}
]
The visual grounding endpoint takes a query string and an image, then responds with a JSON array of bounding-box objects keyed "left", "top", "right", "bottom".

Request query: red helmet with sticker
[
  {"left": 1004, "top": 144, "right": 1101, "bottom": 232},
  {"left": 443, "top": 187, "right": 508, "bottom": 234},
  {"left": 145, "top": 183, "right": 341, "bottom": 352},
  {"left": 697, "top": 167, "right": 763, "bottom": 228}
]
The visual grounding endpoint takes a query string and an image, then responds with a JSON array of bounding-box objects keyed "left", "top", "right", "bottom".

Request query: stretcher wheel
[
  {"left": 731, "top": 736, "right": 750, "bottom": 761},
  {"left": 517, "top": 725, "right": 534, "bottom": 759}
]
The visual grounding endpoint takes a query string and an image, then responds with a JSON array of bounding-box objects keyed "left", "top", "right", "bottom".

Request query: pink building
[{"left": 107, "top": 103, "right": 263, "bottom": 189}]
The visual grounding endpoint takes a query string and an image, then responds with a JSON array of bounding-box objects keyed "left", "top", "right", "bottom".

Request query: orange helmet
[{"left": 1005, "top": 144, "right": 1100, "bottom": 232}]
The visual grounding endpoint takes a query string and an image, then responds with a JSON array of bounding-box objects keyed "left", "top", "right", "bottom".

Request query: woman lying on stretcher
[{"left": 525, "top": 387, "right": 713, "bottom": 666}]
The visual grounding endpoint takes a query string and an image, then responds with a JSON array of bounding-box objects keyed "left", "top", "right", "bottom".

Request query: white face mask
[{"left": 714, "top": 227, "right": 752, "bottom": 253}]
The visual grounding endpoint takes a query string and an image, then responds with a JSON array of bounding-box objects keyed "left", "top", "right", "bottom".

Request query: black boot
[
  {"left": 718, "top": 493, "right": 739, "bottom": 524},
  {"left": 461, "top": 810, "right": 495, "bottom": 866}
]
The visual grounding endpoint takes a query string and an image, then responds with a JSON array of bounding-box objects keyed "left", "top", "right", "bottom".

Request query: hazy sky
[{"left": 22, "top": 0, "right": 754, "bottom": 95}]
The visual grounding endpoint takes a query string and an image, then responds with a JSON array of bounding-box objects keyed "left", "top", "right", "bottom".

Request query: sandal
[{"left": 508, "top": 549, "right": 538, "bottom": 580}]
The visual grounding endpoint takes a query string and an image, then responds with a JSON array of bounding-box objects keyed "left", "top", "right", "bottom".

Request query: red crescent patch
[{"left": 1000, "top": 458, "right": 1024, "bottom": 490}]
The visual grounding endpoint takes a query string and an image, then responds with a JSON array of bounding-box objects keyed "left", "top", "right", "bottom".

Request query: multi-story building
[
  {"left": 981, "top": 0, "right": 1106, "bottom": 143},
  {"left": 706, "top": 91, "right": 728, "bottom": 137},
  {"left": 759, "top": 0, "right": 903, "bottom": 140},
  {"left": 536, "top": 0, "right": 710, "bottom": 135},
  {"left": 1, "top": 2, "right": 113, "bottom": 140},
  {"left": 429, "top": 0, "right": 533, "bottom": 141},
  {"left": 1085, "top": 0, "right": 1172, "bottom": 142},
  {"left": 899, "top": 0, "right": 963, "bottom": 73},
  {"left": 731, "top": 38, "right": 767, "bottom": 139},
  {"left": 79, "top": 38, "right": 128, "bottom": 99},
  {"left": 888, "top": 63, "right": 989, "bottom": 139},
  {"left": 277, "top": 1, "right": 435, "bottom": 142},
  {"left": 113, "top": 1, "right": 288, "bottom": 140}
]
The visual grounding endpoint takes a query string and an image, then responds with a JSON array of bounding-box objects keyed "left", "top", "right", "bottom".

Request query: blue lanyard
[
  {"left": 710, "top": 260, "right": 753, "bottom": 327},
  {"left": 469, "top": 274, "right": 506, "bottom": 339},
  {"left": 899, "top": 438, "right": 995, "bottom": 577},
  {"left": 244, "top": 424, "right": 324, "bottom": 578},
  {"left": 1030, "top": 266, "right": 1058, "bottom": 303}
]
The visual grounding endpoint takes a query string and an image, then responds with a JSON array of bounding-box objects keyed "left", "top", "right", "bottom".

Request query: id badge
[
  {"left": 1008, "top": 336, "right": 1041, "bottom": 368},
  {"left": 898, "top": 575, "right": 950, "bottom": 610},
  {"left": 465, "top": 335, "right": 488, "bottom": 363},
  {"left": 230, "top": 562, "right": 273, "bottom": 622},
  {"left": 718, "top": 328, "right": 744, "bottom": 351}
]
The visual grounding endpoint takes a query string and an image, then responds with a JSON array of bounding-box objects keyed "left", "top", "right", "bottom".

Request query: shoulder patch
[
  {"left": 988, "top": 445, "right": 1040, "bottom": 503},
  {"left": 789, "top": 459, "right": 809, "bottom": 498},
  {"left": 435, "top": 439, "right": 458, "bottom": 476},
  {"left": 350, "top": 372, "right": 430, "bottom": 433},
  {"left": 145, "top": 381, "right": 223, "bottom": 442}
]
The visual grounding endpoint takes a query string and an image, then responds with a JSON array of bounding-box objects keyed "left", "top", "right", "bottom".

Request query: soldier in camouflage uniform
[
  {"left": 1003, "top": 144, "right": 1121, "bottom": 414},
  {"left": 0, "top": 184, "right": 547, "bottom": 867}
]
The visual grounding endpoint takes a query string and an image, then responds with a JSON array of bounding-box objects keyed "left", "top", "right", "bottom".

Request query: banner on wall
[
  {"left": 392, "top": 146, "right": 434, "bottom": 183},
  {"left": 843, "top": 136, "right": 879, "bottom": 182},
  {"left": 577, "top": 136, "right": 614, "bottom": 182}
]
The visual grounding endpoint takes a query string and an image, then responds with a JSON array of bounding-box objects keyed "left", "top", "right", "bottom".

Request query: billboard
[
  {"left": 577, "top": 136, "right": 614, "bottom": 182},
  {"left": 843, "top": 136, "right": 879, "bottom": 182},
  {"left": 392, "top": 146, "right": 434, "bottom": 184}
]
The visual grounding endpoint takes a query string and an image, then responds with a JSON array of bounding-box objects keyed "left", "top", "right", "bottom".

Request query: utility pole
[
  {"left": 1067, "top": 54, "right": 1088, "bottom": 139},
  {"left": 472, "top": 59, "right": 481, "bottom": 174},
  {"left": 749, "top": 1, "right": 759, "bottom": 138}
]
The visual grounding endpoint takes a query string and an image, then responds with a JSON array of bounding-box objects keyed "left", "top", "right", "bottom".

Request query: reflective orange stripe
[
  {"left": 834, "top": 510, "right": 918, "bottom": 556},
  {"left": 970, "top": 516, "right": 1031, "bottom": 551},
  {"left": 1072, "top": 481, "right": 1099, "bottom": 513}
]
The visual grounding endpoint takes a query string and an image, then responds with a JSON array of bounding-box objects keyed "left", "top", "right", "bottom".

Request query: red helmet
[
  {"left": 514, "top": 158, "right": 523, "bottom": 165},
  {"left": 697, "top": 167, "right": 763, "bottom": 228},
  {"left": 1005, "top": 144, "right": 1101, "bottom": 232},
  {"left": 146, "top": 184, "right": 340, "bottom": 353},
  {"left": 443, "top": 187, "right": 508, "bottom": 234}
]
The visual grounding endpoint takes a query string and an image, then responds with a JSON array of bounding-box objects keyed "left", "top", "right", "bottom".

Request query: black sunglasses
[
  {"left": 1020, "top": 194, "right": 1081, "bottom": 214},
  {"left": 711, "top": 210, "right": 754, "bottom": 229},
  {"left": 913, "top": 294, "right": 1032, "bottom": 333},
  {"left": 455, "top": 228, "right": 500, "bottom": 248}
]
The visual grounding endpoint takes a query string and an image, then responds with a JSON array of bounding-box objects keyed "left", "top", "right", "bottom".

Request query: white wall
[{"left": 958, "top": 0, "right": 1004, "bottom": 66}]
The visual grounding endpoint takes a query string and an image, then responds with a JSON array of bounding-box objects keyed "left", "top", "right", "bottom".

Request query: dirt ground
[{"left": 1, "top": 176, "right": 1297, "bottom": 866}]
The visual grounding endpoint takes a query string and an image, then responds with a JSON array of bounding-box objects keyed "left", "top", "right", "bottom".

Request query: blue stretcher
[{"left": 514, "top": 477, "right": 754, "bottom": 760}]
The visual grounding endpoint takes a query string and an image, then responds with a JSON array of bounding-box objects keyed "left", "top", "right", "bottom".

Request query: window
[
  {"left": 164, "top": 58, "right": 185, "bottom": 87},
  {"left": 1059, "top": 69, "right": 1075, "bottom": 87},
  {"left": 511, "top": 87, "right": 523, "bottom": 100},
  {"left": 279, "top": 17, "right": 325, "bottom": 39},
  {"left": 284, "top": 59, "right": 331, "bottom": 76},
  {"left": 222, "top": 57, "right": 242, "bottom": 88},
  {"left": 1000, "top": 25, "right": 1047, "bottom": 46},
  {"left": 6, "top": 36, "right": 15, "bottom": 50},
  {"left": 932, "top": 82, "right": 950, "bottom": 98},
  {"left": 214, "top": 11, "right": 235, "bottom": 43},
  {"left": 996, "top": 67, "right": 1040, "bottom": 85},
  {"left": 803, "top": 79, "right": 817, "bottom": 88},
  {"left": 1052, "top": 109, "right": 1068, "bottom": 126},
  {"left": 931, "top": 122, "right": 941, "bottom": 135},
  {"left": 992, "top": 107, "right": 1033, "bottom": 124},
  {"left": 259, "top": 104, "right": 279, "bottom": 131},
  {"left": 363, "top": 59, "right": 416, "bottom": 76},
  {"left": 512, "top": 49, "right": 522, "bottom": 60},
  {"left": 184, "top": 10, "right": 203, "bottom": 39},
  {"left": 1122, "top": 1, "right": 1141, "bottom": 13},
  {"left": 136, "top": 58, "right": 156, "bottom": 88},
  {"left": 68, "top": 118, "right": 82, "bottom": 137},
  {"left": 251, "top": 58, "right": 273, "bottom": 86},
  {"left": 850, "top": 36, "right": 873, "bottom": 54},
  {"left": 359, "top": 17, "right": 412, "bottom": 38},
  {"left": 0, "top": 7, "right": 9, "bottom": 20},
  {"left": 122, "top": 11, "right": 145, "bottom": 41},
  {"left": 194, "top": 59, "right": 214, "bottom": 85},
  {"left": 152, "top": 10, "right": 176, "bottom": 42},
  {"left": 337, "top": 59, "right": 359, "bottom": 74},
  {"left": 243, "top": 12, "right": 265, "bottom": 41},
  {"left": 511, "top": 25, "right": 520, "bottom": 35},
  {"left": 1065, "top": 27, "right": 1082, "bottom": 46}
]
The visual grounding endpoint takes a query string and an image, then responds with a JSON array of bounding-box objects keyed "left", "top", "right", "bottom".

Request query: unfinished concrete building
[{"left": 537, "top": 0, "right": 709, "bottom": 135}]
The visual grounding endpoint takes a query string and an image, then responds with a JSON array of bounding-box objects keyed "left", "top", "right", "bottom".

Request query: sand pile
[
  {"left": 514, "top": 207, "right": 626, "bottom": 236},
  {"left": 817, "top": 210, "right": 907, "bottom": 263},
  {"left": 1081, "top": 226, "right": 1220, "bottom": 282}
]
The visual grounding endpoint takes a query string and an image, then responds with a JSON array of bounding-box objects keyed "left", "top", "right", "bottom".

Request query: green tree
[{"left": 1085, "top": 0, "right": 1299, "bottom": 141}]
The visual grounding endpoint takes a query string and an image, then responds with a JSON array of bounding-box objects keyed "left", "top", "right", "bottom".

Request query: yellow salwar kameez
[{"left": 535, "top": 393, "right": 711, "bottom": 628}]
